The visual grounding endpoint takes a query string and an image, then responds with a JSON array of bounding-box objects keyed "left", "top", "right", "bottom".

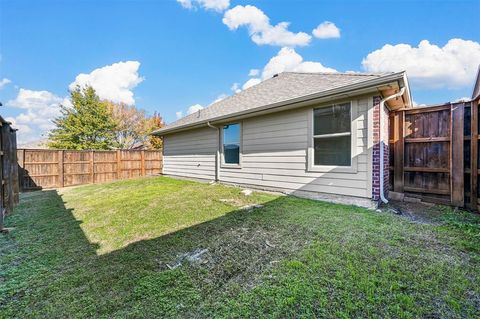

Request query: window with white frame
[
  {"left": 313, "top": 103, "right": 351, "bottom": 166},
  {"left": 222, "top": 123, "right": 240, "bottom": 165}
]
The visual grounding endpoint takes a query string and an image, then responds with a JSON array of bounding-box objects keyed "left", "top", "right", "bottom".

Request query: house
[{"left": 153, "top": 72, "right": 412, "bottom": 207}]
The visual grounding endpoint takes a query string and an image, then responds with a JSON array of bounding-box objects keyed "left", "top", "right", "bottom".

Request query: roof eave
[{"left": 154, "top": 71, "right": 408, "bottom": 136}]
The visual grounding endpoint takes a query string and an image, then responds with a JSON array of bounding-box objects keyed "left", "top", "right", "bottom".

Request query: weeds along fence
[
  {"left": 388, "top": 98, "right": 480, "bottom": 210},
  {"left": 0, "top": 117, "right": 19, "bottom": 231},
  {"left": 17, "top": 149, "right": 163, "bottom": 190}
]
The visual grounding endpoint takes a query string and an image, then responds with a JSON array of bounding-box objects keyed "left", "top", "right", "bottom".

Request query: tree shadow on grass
[{"left": 0, "top": 189, "right": 311, "bottom": 318}]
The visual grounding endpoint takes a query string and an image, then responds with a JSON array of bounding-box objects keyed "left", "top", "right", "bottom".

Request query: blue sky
[{"left": 0, "top": 0, "right": 479, "bottom": 143}]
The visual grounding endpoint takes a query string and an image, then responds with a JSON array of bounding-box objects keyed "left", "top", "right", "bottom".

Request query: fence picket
[
  {"left": 17, "top": 149, "right": 163, "bottom": 190},
  {"left": 390, "top": 100, "right": 480, "bottom": 210}
]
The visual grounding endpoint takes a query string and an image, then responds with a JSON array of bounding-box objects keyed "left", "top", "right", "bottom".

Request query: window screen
[{"left": 313, "top": 103, "right": 351, "bottom": 166}]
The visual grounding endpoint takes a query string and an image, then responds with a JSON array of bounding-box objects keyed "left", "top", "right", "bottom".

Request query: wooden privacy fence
[
  {"left": 17, "top": 149, "right": 163, "bottom": 190},
  {"left": 0, "top": 117, "right": 20, "bottom": 231},
  {"left": 388, "top": 99, "right": 480, "bottom": 210}
]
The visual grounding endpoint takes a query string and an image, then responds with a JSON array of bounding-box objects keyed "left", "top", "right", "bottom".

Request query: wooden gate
[{"left": 389, "top": 99, "right": 480, "bottom": 210}]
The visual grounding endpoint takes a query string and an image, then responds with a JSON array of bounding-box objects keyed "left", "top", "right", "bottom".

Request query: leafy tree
[
  {"left": 145, "top": 112, "right": 164, "bottom": 150},
  {"left": 107, "top": 101, "right": 148, "bottom": 149},
  {"left": 48, "top": 86, "right": 117, "bottom": 149},
  {"left": 107, "top": 103, "right": 165, "bottom": 149}
]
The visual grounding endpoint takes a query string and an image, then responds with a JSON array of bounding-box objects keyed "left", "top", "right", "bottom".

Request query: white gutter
[
  {"left": 207, "top": 121, "right": 220, "bottom": 181},
  {"left": 379, "top": 87, "right": 406, "bottom": 204}
]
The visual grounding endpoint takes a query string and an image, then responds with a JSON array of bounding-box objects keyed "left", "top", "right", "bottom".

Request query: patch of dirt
[
  {"left": 218, "top": 198, "right": 244, "bottom": 207},
  {"left": 159, "top": 221, "right": 313, "bottom": 293},
  {"left": 197, "top": 226, "right": 286, "bottom": 289},
  {"left": 241, "top": 189, "right": 253, "bottom": 196},
  {"left": 382, "top": 200, "right": 446, "bottom": 225},
  {"left": 379, "top": 200, "right": 476, "bottom": 265},
  {"left": 218, "top": 199, "right": 265, "bottom": 211},
  {"left": 165, "top": 248, "right": 209, "bottom": 269}
]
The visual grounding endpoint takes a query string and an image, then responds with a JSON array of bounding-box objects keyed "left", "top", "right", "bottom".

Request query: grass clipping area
[{"left": 0, "top": 176, "right": 479, "bottom": 318}]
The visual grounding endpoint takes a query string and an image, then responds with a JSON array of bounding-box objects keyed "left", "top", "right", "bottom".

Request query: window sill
[
  {"left": 221, "top": 164, "right": 242, "bottom": 169},
  {"left": 307, "top": 165, "right": 357, "bottom": 174}
]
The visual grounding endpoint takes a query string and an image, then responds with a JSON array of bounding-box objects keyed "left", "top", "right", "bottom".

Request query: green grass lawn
[{"left": 0, "top": 176, "right": 479, "bottom": 318}]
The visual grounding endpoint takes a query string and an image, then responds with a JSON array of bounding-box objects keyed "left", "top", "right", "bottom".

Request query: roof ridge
[
  {"left": 281, "top": 71, "right": 390, "bottom": 76},
  {"left": 205, "top": 72, "right": 281, "bottom": 104},
  {"left": 165, "top": 75, "right": 277, "bottom": 126},
  {"left": 158, "top": 71, "right": 406, "bottom": 130}
]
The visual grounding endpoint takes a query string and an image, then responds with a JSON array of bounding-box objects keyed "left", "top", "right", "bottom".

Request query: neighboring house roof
[
  {"left": 155, "top": 71, "right": 410, "bottom": 135},
  {"left": 131, "top": 142, "right": 145, "bottom": 150},
  {"left": 18, "top": 139, "right": 48, "bottom": 149}
]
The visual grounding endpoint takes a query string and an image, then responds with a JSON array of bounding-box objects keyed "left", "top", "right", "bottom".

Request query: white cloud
[
  {"left": 454, "top": 97, "right": 471, "bottom": 102},
  {"left": 230, "top": 82, "right": 241, "bottom": 93},
  {"left": 261, "top": 47, "right": 337, "bottom": 79},
  {"left": 412, "top": 100, "right": 428, "bottom": 107},
  {"left": 223, "top": 5, "right": 311, "bottom": 47},
  {"left": 173, "top": 47, "right": 337, "bottom": 121},
  {"left": 5, "top": 116, "right": 37, "bottom": 145},
  {"left": 6, "top": 61, "right": 144, "bottom": 143},
  {"left": 187, "top": 103, "right": 204, "bottom": 114},
  {"left": 177, "top": 0, "right": 230, "bottom": 12},
  {"left": 312, "top": 21, "right": 340, "bottom": 39},
  {"left": 177, "top": 0, "right": 193, "bottom": 9},
  {"left": 175, "top": 103, "right": 204, "bottom": 121},
  {"left": 0, "top": 78, "right": 11, "bottom": 90},
  {"left": 7, "top": 88, "right": 63, "bottom": 110},
  {"left": 69, "top": 61, "right": 143, "bottom": 105},
  {"left": 6, "top": 88, "right": 66, "bottom": 143},
  {"left": 241, "top": 47, "right": 337, "bottom": 91},
  {"left": 223, "top": 5, "right": 269, "bottom": 31},
  {"left": 242, "top": 78, "right": 261, "bottom": 90},
  {"left": 176, "top": 94, "right": 227, "bottom": 122},
  {"left": 362, "top": 39, "right": 480, "bottom": 88}
]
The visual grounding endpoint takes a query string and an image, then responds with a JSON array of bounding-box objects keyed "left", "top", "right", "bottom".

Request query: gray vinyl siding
[
  {"left": 163, "top": 127, "right": 216, "bottom": 180},
  {"left": 219, "top": 96, "right": 372, "bottom": 198},
  {"left": 163, "top": 95, "right": 373, "bottom": 199}
]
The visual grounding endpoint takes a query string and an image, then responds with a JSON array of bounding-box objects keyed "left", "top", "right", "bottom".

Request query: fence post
[
  {"left": 58, "top": 150, "right": 64, "bottom": 188},
  {"left": 7, "top": 130, "right": 14, "bottom": 212},
  {"left": 17, "top": 149, "right": 25, "bottom": 192},
  {"left": 1, "top": 124, "right": 11, "bottom": 214},
  {"left": 393, "top": 111, "right": 404, "bottom": 192},
  {"left": 117, "top": 150, "right": 121, "bottom": 180},
  {"left": 11, "top": 131, "right": 19, "bottom": 204},
  {"left": 22, "top": 149, "right": 25, "bottom": 191},
  {"left": 472, "top": 100, "right": 479, "bottom": 210},
  {"left": 451, "top": 102, "right": 464, "bottom": 207},
  {"left": 90, "top": 150, "right": 94, "bottom": 184},
  {"left": 141, "top": 150, "right": 145, "bottom": 176}
]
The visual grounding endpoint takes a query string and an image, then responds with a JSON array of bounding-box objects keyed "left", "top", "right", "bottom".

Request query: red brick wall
[{"left": 372, "top": 96, "right": 389, "bottom": 201}]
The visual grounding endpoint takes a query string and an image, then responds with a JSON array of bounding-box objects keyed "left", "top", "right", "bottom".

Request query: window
[
  {"left": 222, "top": 123, "right": 240, "bottom": 165},
  {"left": 313, "top": 103, "right": 351, "bottom": 166}
]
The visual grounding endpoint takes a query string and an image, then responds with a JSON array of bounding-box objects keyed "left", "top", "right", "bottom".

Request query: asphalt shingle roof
[{"left": 158, "top": 72, "right": 390, "bottom": 133}]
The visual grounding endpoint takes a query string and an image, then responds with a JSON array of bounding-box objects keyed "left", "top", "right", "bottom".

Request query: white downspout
[
  {"left": 207, "top": 121, "right": 220, "bottom": 181},
  {"left": 379, "top": 87, "right": 406, "bottom": 204}
]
